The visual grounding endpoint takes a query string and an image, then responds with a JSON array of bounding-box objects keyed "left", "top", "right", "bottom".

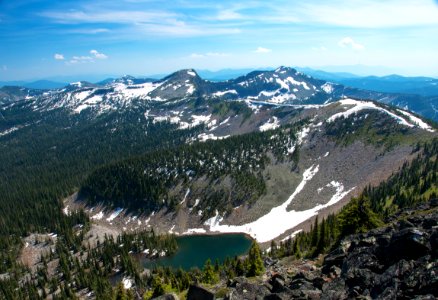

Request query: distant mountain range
[
  {"left": 0, "top": 80, "right": 68, "bottom": 90},
  {"left": 295, "top": 68, "right": 438, "bottom": 97},
  {"left": 3, "top": 67, "right": 437, "bottom": 96},
  {"left": 334, "top": 75, "right": 438, "bottom": 96},
  {"left": 1, "top": 66, "right": 437, "bottom": 122}
]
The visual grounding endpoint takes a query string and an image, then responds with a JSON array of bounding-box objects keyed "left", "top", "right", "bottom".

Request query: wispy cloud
[
  {"left": 136, "top": 22, "right": 240, "bottom": 37},
  {"left": 189, "top": 52, "right": 230, "bottom": 58},
  {"left": 338, "top": 37, "right": 365, "bottom": 50},
  {"left": 90, "top": 49, "right": 108, "bottom": 59},
  {"left": 69, "top": 56, "right": 93, "bottom": 64},
  {"left": 254, "top": 47, "right": 272, "bottom": 53},
  {"left": 39, "top": 10, "right": 176, "bottom": 25},
  {"left": 67, "top": 50, "right": 108, "bottom": 64},
  {"left": 267, "top": 0, "right": 438, "bottom": 28},
  {"left": 199, "top": 1, "right": 438, "bottom": 29},
  {"left": 189, "top": 52, "right": 229, "bottom": 58},
  {"left": 69, "top": 28, "right": 110, "bottom": 34},
  {"left": 216, "top": 9, "right": 243, "bottom": 21},
  {"left": 40, "top": 8, "right": 242, "bottom": 37},
  {"left": 54, "top": 53, "right": 65, "bottom": 60}
]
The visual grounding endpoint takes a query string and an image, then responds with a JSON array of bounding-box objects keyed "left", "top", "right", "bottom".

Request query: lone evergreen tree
[
  {"left": 247, "top": 241, "right": 264, "bottom": 276},
  {"left": 202, "top": 259, "right": 218, "bottom": 284}
]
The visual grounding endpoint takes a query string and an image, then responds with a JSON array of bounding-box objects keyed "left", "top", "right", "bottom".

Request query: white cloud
[
  {"left": 41, "top": 9, "right": 241, "bottom": 38},
  {"left": 54, "top": 53, "right": 65, "bottom": 60},
  {"left": 90, "top": 50, "right": 108, "bottom": 59},
  {"left": 338, "top": 37, "right": 365, "bottom": 50},
  {"left": 66, "top": 50, "right": 108, "bottom": 64},
  {"left": 72, "top": 56, "right": 93, "bottom": 61},
  {"left": 189, "top": 52, "right": 230, "bottom": 59},
  {"left": 70, "top": 28, "right": 110, "bottom": 34},
  {"left": 216, "top": 9, "right": 243, "bottom": 21},
  {"left": 254, "top": 47, "right": 272, "bottom": 53},
  {"left": 136, "top": 22, "right": 240, "bottom": 37},
  {"left": 273, "top": 1, "right": 438, "bottom": 28},
  {"left": 40, "top": 10, "right": 176, "bottom": 25},
  {"left": 69, "top": 56, "right": 93, "bottom": 64}
]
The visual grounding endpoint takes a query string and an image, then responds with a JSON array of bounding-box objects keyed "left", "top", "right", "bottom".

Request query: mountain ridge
[{"left": 2, "top": 66, "right": 437, "bottom": 122}]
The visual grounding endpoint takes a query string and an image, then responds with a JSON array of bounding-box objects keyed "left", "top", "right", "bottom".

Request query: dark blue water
[{"left": 142, "top": 233, "right": 252, "bottom": 270}]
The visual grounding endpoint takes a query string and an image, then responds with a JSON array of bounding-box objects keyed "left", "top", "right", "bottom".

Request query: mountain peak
[
  {"left": 274, "top": 66, "right": 297, "bottom": 74},
  {"left": 67, "top": 81, "right": 96, "bottom": 88},
  {"left": 167, "top": 69, "right": 199, "bottom": 79}
]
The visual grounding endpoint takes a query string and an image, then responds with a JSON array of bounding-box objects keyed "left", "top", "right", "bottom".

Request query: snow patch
[
  {"left": 189, "top": 199, "right": 200, "bottom": 212},
  {"left": 197, "top": 133, "right": 229, "bottom": 142},
  {"left": 91, "top": 211, "right": 104, "bottom": 220},
  {"left": 179, "top": 114, "right": 212, "bottom": 130},
  {"left": 106, "top": 208, "right": 123, "bottom": 222},
  {"left": 70, "top": 82, "right": 82, "bottom": 87},
  {"left": 397, "top": 109, "right": 434, "bottom": 132},
  {"left": 245, "top": 100, "right": 261, "bottom": 113},
  {"left": 204, "top": 210, "right": 224, "bottom": 228},
  {"left": 74, "top": 104, "right": 90, "bottom": 113},
  {"left": 188, "top": 165, "right": 320, "bottom": 242},
  {"left": 0, "top": 127, "right": 20, "bottom": 137},
  {"left": 219, "top": 117, "right": 231, "bottom": 126},
  {"left": 259, "top": 117, "right": 280, "bottom": 132},
  {"left": 184, "top": 228, "right": 207, "bottom": 234},
  {"left": 63, "top": 206, "right": 70, "bottom": 216},
  {"left": 321, "top": 82, "right": 334, "bottom": 94},
  {"left": 328, "top": 99, "right": 415, "bottom": 128},
  {"left": 213, "top": 90, "right": 238, "bottom": 97},
  {"left": 186, "top": 84, "right": 196, "bottom": 95},
  {"left": 180, "top": 189, "right": 190, "bottom": 205},
  {"left": 75, "top": 90, "right": 92, "bottom": 101},
  {"left": 294, "top": 126, "right": 310, "bottom": 146}
]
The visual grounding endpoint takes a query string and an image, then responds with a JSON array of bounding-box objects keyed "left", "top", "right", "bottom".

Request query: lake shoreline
[{"left": 139, "top": 233, "right": 253, "bottom": 270}]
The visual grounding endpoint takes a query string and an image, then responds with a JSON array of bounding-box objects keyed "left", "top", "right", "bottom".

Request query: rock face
[
  {"left": 322, "top": 206, "right": 438, "bottom": 299},
  {"left": 187, "top": 285, "right": 215, "bottom": 300},
  {"left": 154, "top": 293, "right": 180, "bottom": 300},
  {"left": 225, "top": 201, "right": 438, "bottom": 299}
]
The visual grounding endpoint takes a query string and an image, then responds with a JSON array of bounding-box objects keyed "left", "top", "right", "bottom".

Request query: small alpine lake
[{"left": 141, "top": 233, "right": 253, "bottom": 270}]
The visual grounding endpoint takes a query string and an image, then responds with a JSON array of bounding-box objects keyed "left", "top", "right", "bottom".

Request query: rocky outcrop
[
  {"left": 187, "top": 285, "right": 215, "bottom": 300},
  {"left": 154, "top": 293, "right": 180, "bottom": 300},
  {"left": 321, "top": 202, "right": 437, "bottom": 299},
  {"left": 224, "top": 201, "right": 438, "bottom": 299}
]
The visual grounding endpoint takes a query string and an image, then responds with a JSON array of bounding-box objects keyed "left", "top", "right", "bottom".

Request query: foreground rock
[
  {"left": 222, "top": 200, "right": 438, "bottom": 299},
  {"left": 187, "top": 285, "right": 215, "bottom": 300}
]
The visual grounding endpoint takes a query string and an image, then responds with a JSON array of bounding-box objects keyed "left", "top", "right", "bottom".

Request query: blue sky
[{"left": 1, "top": 0, "right": 438, "bottom": 81}]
